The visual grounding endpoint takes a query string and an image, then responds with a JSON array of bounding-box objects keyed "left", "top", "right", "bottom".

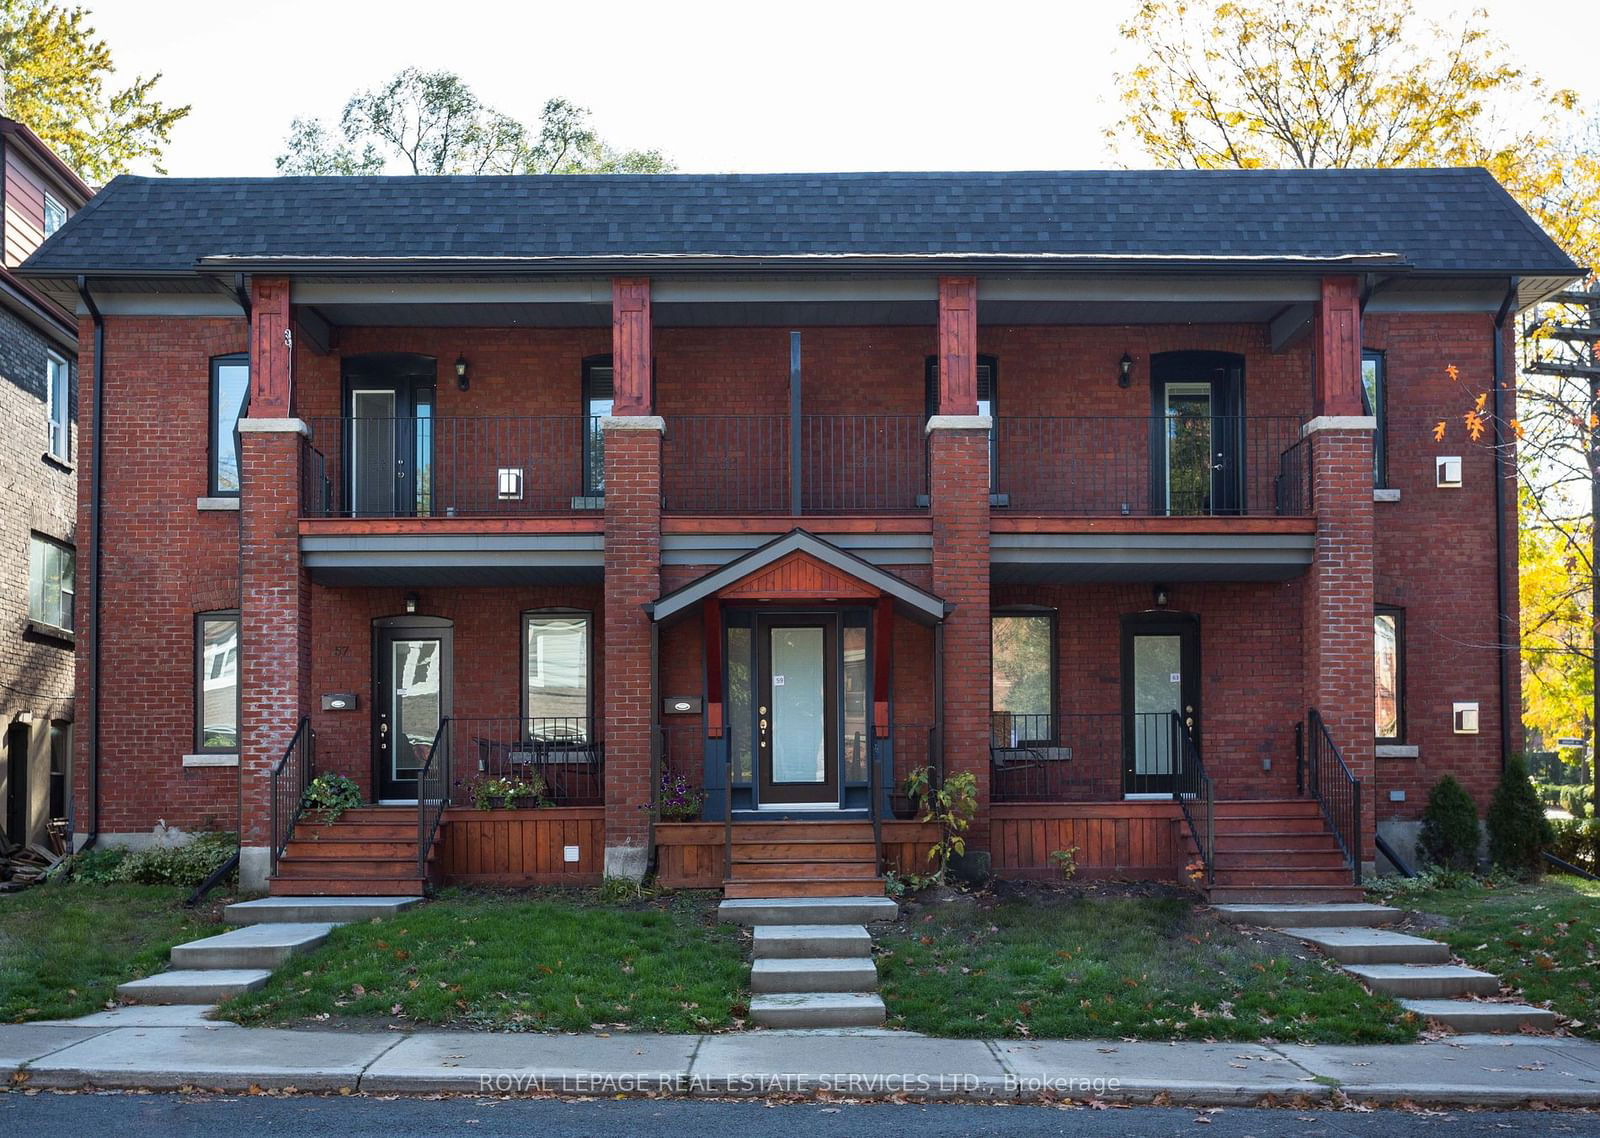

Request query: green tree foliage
[
  {"left": 278, "top": 70, "right": 672, "bottom": 176},
  {"left": 0, "top": 0, "right": 190, "bottom": 182},
  {"left": 1418, "top": 775, "right": 1480, "bottom": 870},
  {"left": 1487, "top": 754, "right": 1555, "bottom": 873}
]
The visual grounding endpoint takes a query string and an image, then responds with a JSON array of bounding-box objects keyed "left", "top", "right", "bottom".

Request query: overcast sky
[{"left": 87, "top": 0, "right": 1600, "bottom": 178}]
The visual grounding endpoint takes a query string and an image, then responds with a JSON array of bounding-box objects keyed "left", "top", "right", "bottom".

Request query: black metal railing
[
  {"left": 451, "top": 717, "right": 604, "bottom": 807},
  {"left": 1171, "top": 711, "right": 1215, "bottom": 886},
  {"left": 663, "top": 414, "right": 928, "bottom": 514},
  {"left": 416, "top": 718, "right": 451, "bottom": 876},
  {"left": 1276, "top": 433, "right": 1313, "bottom": 516},
  {"left": 989, "top": 712, "right": 1192, "bottom": 801},
  {"left": 992, "top": 415, "right": 1309, "bottom": 516},
  {"left": 268, "top": 717, "right": 314, "bottom": 875},
  {"left": 1305, "top": 708, "right": 1361, "bottom": 883},
  {"left": 302, "top": 415, "right": 603, "bottom": 518}
]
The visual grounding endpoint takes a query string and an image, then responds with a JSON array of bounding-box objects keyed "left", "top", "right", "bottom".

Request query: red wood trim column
[
  {"left": 873, "top": 596, "right": 893, "bottom": 738},
  {"left": 704, "top": 601, "right": 724, "bottom": 739},
  {"left": 612, "top": 277, "right": 652, "bottom": 416},
  {"left": 937, "top": 276, "right": 978, "bottom": 415},
  {"left": 249, "top": 277, "right": 294, "bottom": 415},
  {"left": 1314, "top": 275, "right": 1362, "bottom": 417}
]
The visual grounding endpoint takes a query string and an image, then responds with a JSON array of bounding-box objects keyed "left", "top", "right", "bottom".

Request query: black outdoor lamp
[
  {"left": 455, "top": 355, "right": 470, "bottom": 392},
  {"left": 1153, "top": 584, "right": 1170, "bottom": 609},
  {"left": 1118, "top": 352, "right": 1134, "bottom": 388},
  {"left": 404, "top": 592, "right": 420, "bottom": 615}
]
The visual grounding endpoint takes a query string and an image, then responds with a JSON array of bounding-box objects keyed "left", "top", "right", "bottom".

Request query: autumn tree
[
  {"left": 278, "top": 70, "right": 671, "bottom": 176},
  {"left": 0, "top": 0, "right": 190, "bottom": 182}
]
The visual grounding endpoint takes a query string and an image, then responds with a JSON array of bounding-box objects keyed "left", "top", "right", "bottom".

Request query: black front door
[
  {"left": 1150, "top": 351, "right": 1245, "bottom": 516},
  {"left": 4, "top": 723, "right": 27, "bottom": 844},
  {"left": 1121, "top": 613, "right": 1200, "bottom": 796},
  {"left": 373, "top": 616, "right": 452, "bottom": 802},
  {"left": 343, "top": 353, "right": 437, "bottom": 517},
  {"left": 755, "top": 613, "right": 840, "bottom": 806}
]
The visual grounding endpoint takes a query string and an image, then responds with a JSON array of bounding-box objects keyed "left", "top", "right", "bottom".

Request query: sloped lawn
[
  {"left": 220, "top": 888, "right": 747, "bottom": 1033},
  {"left": 1385, "top": 875, "right": 1600, "bottom": 1036},
  {"left": 0, "top": 882, "right": 226, "bottom": 1022},
  {"left": 876, "top": 886, "right": 1417, "bottom": 1043}
]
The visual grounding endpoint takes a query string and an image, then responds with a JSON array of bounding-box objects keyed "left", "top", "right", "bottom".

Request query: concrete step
[
  {"left": 1206, "top": 884, "right": 1367, "bottom": 904},
  {"left": 224, "top": 895, "right": 423, "bottom": 925},
  {"left": 749, "top": 991, "right": 886, "bottom": 1028},
  {"left": 267, "top": 876, "right": 426, "bottom": 896},
  {"left": 723, "top": 877, "right": 885, "bottom": 899},
  {"left": 751, "top": 956, "right": 878, "bottom": 994},
  {"left": 169, "top": 922, "right": 337, "bottom": 970},
  {"left": 1400, "top": 999, "right": 1561, "bottom": 1033},
  {"left": 117, "top": 968, "right": 272, "bottom": 1004},
  {"left": 719, "top": 895, "right": 898, "bottom": 926},
  {"left": 1346, "top": 964, "right": 1502, "bottom": 998},
  {"left": 1213, "top": 903, "right": 1400, "bottom": 928},
  {"left": 752, "top": 923, "right": 872, "bottom": 959},
  {"left": 1282, "top": 926, "right": 1452, "bottom": 965}
]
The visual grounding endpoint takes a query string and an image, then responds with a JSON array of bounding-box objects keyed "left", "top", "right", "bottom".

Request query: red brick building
[{"left": 19, "top": 170, "right": 1578, "bottom": 896}]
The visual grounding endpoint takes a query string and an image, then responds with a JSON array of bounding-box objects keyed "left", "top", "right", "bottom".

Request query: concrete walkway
[{"left": 4, "top": 1019, "right": 1600, "bottom": 1107}]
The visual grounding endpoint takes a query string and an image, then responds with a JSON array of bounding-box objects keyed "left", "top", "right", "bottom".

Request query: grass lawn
[
  {"left": 0, "top": 882, "right": 226, "bottom": 1022},
  {"left": 1383, "top": 874, "right": 1600, "bottom": 1036},
  {"left": 220, "top": 888, "right": 747, "bottom": 1033},
  {"left": 876, "top": 887, "right": 1417, "bottom": 1043}
]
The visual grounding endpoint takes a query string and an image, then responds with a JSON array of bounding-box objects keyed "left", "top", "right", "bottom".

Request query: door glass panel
[
  {"left": 414, "top": 402, "right": 433, "bottom": 516},
  {"left": 842, "top": 624, "right": 868, "bottom": 783},
  {"left": 728, "top": 625, "right": 753, "bottom": 784},
  {"left": 1132, "top": 634, "right": 1182, "bottom": 777},
  {"left": 769, "top": 626, "right": 825, "bottom": 785},
  {"left": 352, "top": 390, "right": 396, "bottom": 516},
  {"left": 391, "top": 638, "right": 440, "bottom": 781},
  {"left": 1164, "top": 382, "right": 1212, "bottom": 516}
]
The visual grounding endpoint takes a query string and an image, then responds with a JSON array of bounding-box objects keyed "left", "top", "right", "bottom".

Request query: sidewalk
[{"left": 4, "top": 1014, "right": 1600, "bottom": 1106}]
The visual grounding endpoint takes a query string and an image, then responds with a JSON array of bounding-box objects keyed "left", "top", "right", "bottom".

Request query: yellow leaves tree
[
  {"left": 1520, "top": 491, "right": 1593, "bottom": 752},
  {"left": 0, "top": 0, "right": 190, "bottom": 182}
]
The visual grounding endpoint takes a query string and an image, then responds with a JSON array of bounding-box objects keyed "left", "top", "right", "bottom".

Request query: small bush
[
  {"left": 302, "top": 773, "right": 362, "bottom": 822},
  {"left": 1487, "top": 755, "right": 1555, "bottom": 874},
  {"left": 1418, "top": 775, "right": 1480, "bottom": 870},
  {"left": 64, "top": 845, "right": 128, "bottom": 883},
  {"left": 1549, "top": 817, "right": 1600, "bottom": 874},
  {"left": 108, "top": 832, "right": 237, "bottom": 888}
]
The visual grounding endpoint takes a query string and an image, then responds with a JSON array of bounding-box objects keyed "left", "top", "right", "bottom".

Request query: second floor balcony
[{"left": 299, "top": 411, "right": 1314, "bottom": 521}]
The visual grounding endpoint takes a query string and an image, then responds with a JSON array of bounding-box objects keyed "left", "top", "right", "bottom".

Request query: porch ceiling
[
  {"left": 989, "top": 530, "right": 1315, "bottom": 584},
  {"left": 300, "top": 532, "right": 603, "bottom": 587}
]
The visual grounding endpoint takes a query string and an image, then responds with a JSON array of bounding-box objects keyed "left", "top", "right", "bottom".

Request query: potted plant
[
  {"left": 300, "top": 772, "right": 362, "bottom": 823},
  {"left": 470, "top": 773, "right": 548, "bottom": 810},
  {"left": 653, "top": 770, "right": 707, "bottom": 822}
]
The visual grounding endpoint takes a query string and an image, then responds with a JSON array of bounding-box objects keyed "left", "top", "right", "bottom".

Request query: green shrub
[
  {"left": 64, "top": 845, "right": 128, "bottom": 883},
  {"left": 108, "top": 832, "right": 237, "bottom": 888},
  {"left": 1549, "top": 818, "right": 1600, "bottom": 874},
  {"left": 1418, "top": 775, "right": 1480, "bottom": 869},
  {"left": 302, "top": 773, "right": 362, "bottom": 822},
  {"left": 1558, "top": 785, "right": 1595, "bottom": 819},
  {"left": 1487, "top": 755, "right": 1555, "bottom": 874}
]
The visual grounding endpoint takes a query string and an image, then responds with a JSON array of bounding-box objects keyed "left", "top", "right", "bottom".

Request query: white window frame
[
  {"left": 45, "top": 351, "right": 69, "bottom": 462},
  {"left": 42, "top": 192, "right": 66, "bottom": 238},
  {"left": 28, "top": 535, "right": 75, "bottom": 634}
]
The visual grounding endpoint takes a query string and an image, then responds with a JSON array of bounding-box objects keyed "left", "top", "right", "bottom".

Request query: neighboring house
[
  {"left": 17, "top": 170, "right": 1579, "bottom": 896},
  {"left": 0, "top": 118, "right": 88, "bottom": 853}
]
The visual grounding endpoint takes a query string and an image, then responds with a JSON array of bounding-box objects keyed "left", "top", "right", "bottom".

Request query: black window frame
[
  {"left": 1375, "top": 605, "right": 1405, "bottom": 744},
  {"left": 925, "top": 354, "right": 999, "bottom": 491},
  {"left": 194, "top": 610, "right": 241, "bottom": 754},
  {"left": 990, "top": 606, "right": 1057, "bottom": 746},
  {"left": 581, "top": 354, "right": 614, "bottom": 497},
  {"left": 1361, "top": 349, "right": 1387, "bottom": 489},
  {"left": 48, "top": 720, "right": 70, "bottom": 820},
  {"left": 521, "top": 608, "right": 595, "bottom": 741},
  {"left": 209, "top": 353, "right": 251, "bottom": 497}
]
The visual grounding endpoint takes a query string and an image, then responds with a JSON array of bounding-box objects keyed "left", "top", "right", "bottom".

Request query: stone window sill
[
  {"left": 1374, "top": 488, "right": 1401, "bottom": 503},
  {"left": 182, "top": 752, "right": 239, "bottom": 768},
  {"left": 25, "top": 619, "right": 74, "bottom": 647},
  {"left": 197, "top": 497, "right": 241, "bottom": 511},
  {"left": 1376, "top": 743, "right": 1419, "bottom": 759},
  {"left": 42, "top": 452, "right": 73, "bottom": 474}
]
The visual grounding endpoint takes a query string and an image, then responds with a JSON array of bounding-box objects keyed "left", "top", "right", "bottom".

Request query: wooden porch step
[
  {"left": 730, "top": 822, "right": 875, "bottom": 842},
  {"left": 730, "top": 860, "right": 879, "bottom": 880},
  {"left": 1213, "top": 816, "right": 1331, "bottom": 834},
  {"left": 295, "top": 820, "right": 418, "bottom": 837},
  {"left": 723, "top": 877, "right": 885, "bottom": 899},
  {"left": 731, "top": 840, "right": 879, "bottom": 860},
  {"left": 1214, "top": 799, "right": 1323, "bottom": 817},
  {"left": 1211, "top": 866, "right": 1355, "bottom": 887},
  {"left": 1214, "top": 832, "right": 1342, "bottom": 851},
  {"left": 274, "top": 856, "right": 426, "bottom": 878},
  {"left": 1213, "top": 849, "right": 1350, "bottom": 869},
  {"left": 320, "top": 806, "right": 416, "bottom": 821},
  {"left": 282, "top": 840, "right": 419, "bottom": 860},
  {"left": 268, "top": 875, "right": 425, "bottom": 897},
  {"left": 1206, "top": 884, "right": 1366, "bottom": 904}
]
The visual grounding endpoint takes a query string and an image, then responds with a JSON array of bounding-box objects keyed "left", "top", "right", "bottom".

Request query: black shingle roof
[{"left": 18, "top": 168, "right": 1578, "bottom": 278}]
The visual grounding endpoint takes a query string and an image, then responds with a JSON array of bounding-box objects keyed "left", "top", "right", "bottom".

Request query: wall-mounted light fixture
[
  {"left": 404, "top": 592, "right": 420, "bottom": 615},
  {"left": 1153, "top": 584, "right": 1169, "bottom": 608},
  {"left": 1118, "top": 352, "right": 1134, "bottom": 388},
  {"left": 455, "top": 355, "right": 470, "bottom": 392}
]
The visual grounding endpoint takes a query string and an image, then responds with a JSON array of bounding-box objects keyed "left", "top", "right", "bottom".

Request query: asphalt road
[{"left": 2, "top": 1094, "right": 1598, "bottom": 1137}]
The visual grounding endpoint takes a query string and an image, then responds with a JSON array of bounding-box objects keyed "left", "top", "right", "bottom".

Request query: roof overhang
[{"left": 649, "top": 529, "right": 947, "bottom": 625}]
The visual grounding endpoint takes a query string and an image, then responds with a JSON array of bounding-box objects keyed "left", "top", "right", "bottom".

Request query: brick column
[
  {"left": 1303, "top": 275, "right": 1377, "bottom": 867},
  {"left": 237, "top": 277, "right": 310, "bottom": 892},
  {"left": 602, "top": 277, "right": 660, "bottom": 882},
  {"left": 928, "top": 276, "right": 992, "bottom": 865}
]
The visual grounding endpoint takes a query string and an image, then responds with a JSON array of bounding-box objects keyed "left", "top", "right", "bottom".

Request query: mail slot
[
  {"left": 321, "top": 692, "right": 358, "bottom": 711},
  {"left": 663, "top": 696, "right": 702, "bottom": 715}
]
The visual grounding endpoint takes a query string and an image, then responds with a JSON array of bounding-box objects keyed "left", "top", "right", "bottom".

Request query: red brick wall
[
  {"left": 1366, "top": 312, "right": 1516, "bottom": 818},
  {"left": 77, "top": 316, "right": 246, "bottom": 836}
]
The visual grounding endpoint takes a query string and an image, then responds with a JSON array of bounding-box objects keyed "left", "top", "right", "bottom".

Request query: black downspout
[
  {"left": 75, "top": 276, "right": 103, "bottom": 851},
  {"left": 1492, "top": 278, "right": 1520, "bottom": 769}
]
